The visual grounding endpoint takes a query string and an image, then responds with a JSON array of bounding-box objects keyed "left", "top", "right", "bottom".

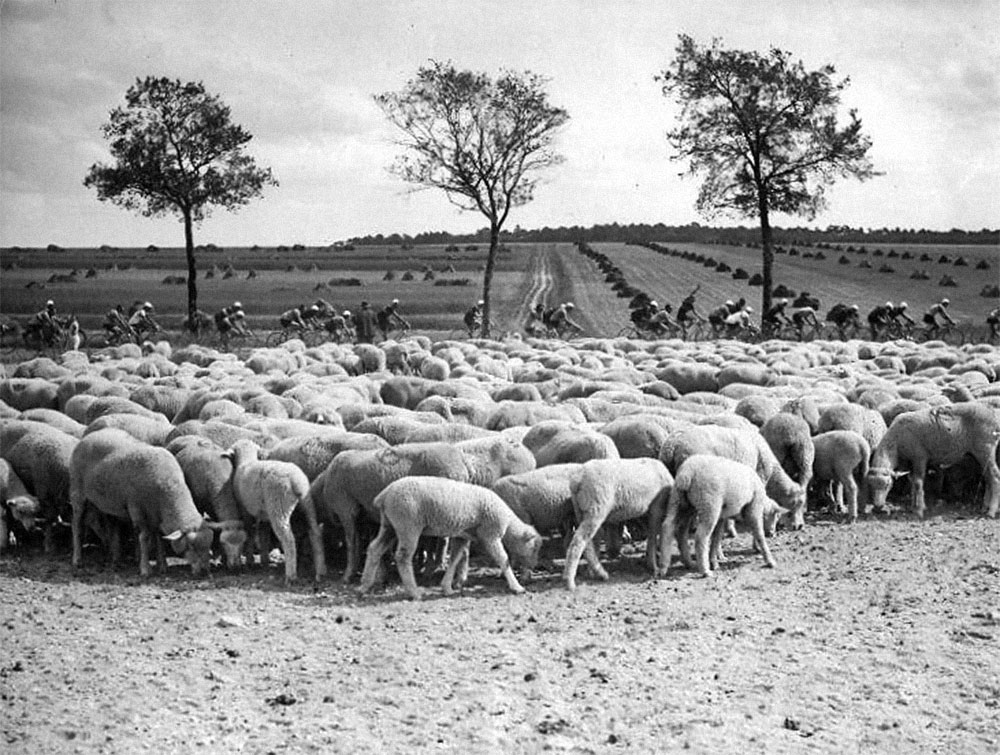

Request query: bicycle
[
  {"left": 22, "top": 316, "right": 88, "bottom": 352},
  {"left": 449, "top": 317, "right": 502, "bottom": 340}
]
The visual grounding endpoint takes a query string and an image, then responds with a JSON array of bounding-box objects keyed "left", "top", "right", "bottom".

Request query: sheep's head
[
  {"left": 205, "top": 519, "right": 247, "bottom": 568},
  {"left": 506, "top": 525, "right": 542, "bottom": 571},
  {"left": 5, "top": 494, "right": 43, "bottom": 531},
  {"left": 222, "top": 439, "right": 260, "bottom": 466},
  {"left": 762, "top": 498, "right": 791, "bottom": 538},
  {"left": 865, "top": 466, "right": 906, "bottom": 511},
  {"left": 164, "top": 527, "right": 214, "bottom": 577},
  {"left": 779, "top": 484, "right": 807, "bottom": 531}
]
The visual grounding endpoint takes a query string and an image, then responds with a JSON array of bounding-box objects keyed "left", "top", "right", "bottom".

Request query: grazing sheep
[
  {"left": 310, "top": 443, "right": 472, "bottom": 583},
  {"left": 522, "top": 421, "right": 620, "bottom": 467},
  {"left": 866, "top": 404, "right": 1000, "bottom": 518},
  {"left": 168, "top": 436, "right": 247, "bottom": 567},
  {"left": 352, "top": 413, "right": 446, "bottom": 445},
  {"left": 563, "top": 458, "right": 673, "bottom": 590},
  {"left": 658, "top": 455, "right": 786, "bottom": 578},
  {"left": 85, "top": 413, "right": 172, "bottom": 446},
  {"left": 223, "top": 439, "right": 327, "bottom": 583},
  {"left": 817, "top": 403, "right": 887, "bottom": 450},
  {"left": 600, "top": 416, "right": 672, "bottom": 459},
  {"left": 811, "top": 431, "right": 870, "bottom": 522},
  {"left": 486, "top": 401, "right": 587, "bottom": 431},
  {"left": 0, "top": 459, "right": 43, "bottom": 553},
  {"left": 493, "top": 464, "right": 584, "bottom": 536},
  {"left": 403, "top": 423, "right": 495, "bottom": 444},
  {"left": 358, "top": 477, "right": 542, "bottom": 600},
  {"left": 760, "top": 413, "right": 815, "bottom": 516},
  {"left": 17, "top": 408, "right": 87, "bottom": 438},
  {"left": 70, "top": 429, "right": 214, "bottom": 576},
  {"left": 453, "top": 435, "right": 537, "bottom": 487},
  {"left": 0, "top": 378, "right": 60, "bottom": 411},
  {"left": 734, "top": 395, "right": 780, "bottom": 428}
]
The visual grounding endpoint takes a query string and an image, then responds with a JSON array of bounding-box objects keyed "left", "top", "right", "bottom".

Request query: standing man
[{"left": 354, "top": 301, "right": 377, "bottom": 343}]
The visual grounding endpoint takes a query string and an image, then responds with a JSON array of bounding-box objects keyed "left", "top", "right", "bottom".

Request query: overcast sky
[{"left": 2, "top": 0, "right": 997, "bottom": 247}]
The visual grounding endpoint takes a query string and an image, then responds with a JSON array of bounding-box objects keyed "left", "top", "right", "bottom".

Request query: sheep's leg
[
  {"left": 582, "top": 538, "right": 609, "bottom": 581},
  {"left": 910, "top": 459, "right": 928, "bottom": 519},
  {"left": 137, "top": 527, "right": 152, "bottom": 578},
  {"left": 843, "top": 474, "right": 859, "bottom": 523},
  {"left": 394, "top": 534, "right": 422, "bottom": 600},
  {"left": 71, "top": 500, "right": 85, "bottom": 568},
  {"left": 975, "top": 446, "right": 1000, "bottom": 518},
  {"left": 480, "top": 537, "right": 525, "bottom": 595},
  {"left": 340, "top": 513, "right": 359, "bottom": 584},
  {"left": 299, "top": 495, "right": 327, "bottom": 581},
  {"left": 563, "top": 517, "right": 603, "bottom": 590},
  {"left": 694, "top": 514, "right": 717, "bottom": 578},
  {"left": 358, "top": 519, "right": 395, "bottom": 593},
  {"left": 271, "top": 514, "right": 298, "bottom": 584},
  {"left": 441, "top": 538, "right": 470, "bottom": 595},
  {"left": 155, "top": 535, "right": 166, "bottom": 575},
  {"left": 656, "top": 493, "right": 681, "bottom": 577},
  {"left": 748, "top": 509, "right": 777, "bottom": 568},
  {"left": 709, "top": 520, "right": 727, "bottom": 571},
  {"left": 677, "top": 509, "right": 696, "bottom": 569}
]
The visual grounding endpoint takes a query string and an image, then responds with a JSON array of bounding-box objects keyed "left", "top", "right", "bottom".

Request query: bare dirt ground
[{"left": 1, "top": 509, "right": 997, "bottom": 754}]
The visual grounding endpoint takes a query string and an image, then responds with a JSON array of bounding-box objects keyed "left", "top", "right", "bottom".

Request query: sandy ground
[{"left": 1, "top": 509, "right": 998, "bottom": 754}]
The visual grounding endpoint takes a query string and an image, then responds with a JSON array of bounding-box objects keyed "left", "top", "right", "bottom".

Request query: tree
[
  {"left": 85, "top": 76, "right": 276, "bottom": 327},
  {"left": 657, "top": 35, "right": 878, "bottom": 314},
  {"left": 375, "top": 61, "right": 569, "bottom": 337}
]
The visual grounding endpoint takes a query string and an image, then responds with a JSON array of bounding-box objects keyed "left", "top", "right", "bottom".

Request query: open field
[{"left": 3, "top": 241, "right": 996, "bottom": 341}]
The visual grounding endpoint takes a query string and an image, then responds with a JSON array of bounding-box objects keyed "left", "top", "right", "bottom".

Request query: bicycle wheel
[
  {"left": 615, "top": 326, "right": 640, "bottom": 339},
  {"left": 265, "top": 330, "right": 290, "bottom": 348}
]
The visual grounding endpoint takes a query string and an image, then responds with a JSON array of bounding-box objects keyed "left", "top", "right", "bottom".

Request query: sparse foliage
[
  {"left": 85, "top": 76, "right": 276, "bottom": 324},
  {"left": 658, "top": 35, "right": 878, "bottom": 312},
  {"left": 376, "top": 61, "right": 568, "bottom": 336}
]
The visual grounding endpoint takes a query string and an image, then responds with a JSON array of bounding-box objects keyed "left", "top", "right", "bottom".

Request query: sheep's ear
[
  {"left": 163, "top": 530, "right": 183, "bottom": 541},
  {"left": 892, "top": 470, "right": 910, "bottom": 479}
]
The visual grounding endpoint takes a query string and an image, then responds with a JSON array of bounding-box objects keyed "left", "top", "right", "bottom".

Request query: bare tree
[
  {"left": 376, "top": 61, "right": 569, "bottom": 337},
  {"left": 658, "top": 35, "right": 878, "bottom": 314},
  {"left": 85, "top": 76, "right": 276, "bottom": 327}
]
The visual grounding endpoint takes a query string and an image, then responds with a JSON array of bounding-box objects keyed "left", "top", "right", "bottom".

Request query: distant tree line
[{"left": 346, "top": 223, "right": 998, "bottom": 248}]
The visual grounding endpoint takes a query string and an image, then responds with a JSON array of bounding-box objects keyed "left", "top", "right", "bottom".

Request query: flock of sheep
[{"left": 1, "top": 330, "right": 998, "bottom": 600}]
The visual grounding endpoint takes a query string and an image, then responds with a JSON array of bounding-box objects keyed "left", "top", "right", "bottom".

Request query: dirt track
[{"left": 2, "top": 509, "right": 997, "bottom": 753}]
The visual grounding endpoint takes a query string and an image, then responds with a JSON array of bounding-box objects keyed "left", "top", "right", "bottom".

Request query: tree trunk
[
  {"left": 758, "top": 193, "right": 774, "bottom": 317},
  {"left": 183, "top": 208, "right": 199, "bottom": 330},
  {"left": 479, "top": 220, "right": 500, "bottom": 338}
]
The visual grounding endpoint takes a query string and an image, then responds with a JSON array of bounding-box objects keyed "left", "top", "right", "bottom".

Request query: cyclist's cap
[
  {"left": 851, "top": 304, "right": 860, "bottom": 311},
  {"left": 46, "top": 300, "right": 54, "bottom": 306},
  {"left": 941, "top": 298, "right": 950, "bottom": 305},
  {"left": 144, "top": 301, "right": 153, "bottom": 309},
  {"left": 885, "top": 301, "right": 893, "bottom": 308},
  {"left": 778, "top": 298, "right": 788, "bottom": 305},
  {"left": 233, "top": 311, "right": 245, "bottom": 318},
  {"left": 342, "top": 310, "right": 351, "bottom": 317},
  {"left": 477, "top": 300, "right": 484, "bottom": 306},
  {"left": 725, "top": 300, "right": 734, "bottom": 306},
  {"left": 745, "top": 306, "right": 754, "bottom": 312},
  {"left": 309, "top": 305, "right": 319, "bottom": 312},
  {"left": 649, "top": 300, "right": 658, "bottom": 308},
  {"left": 233, "top": 301, "right": 243, "bottom": 309},
  {"left": 392, "top": 298, "right": 399, "bottom": 305},
  {"left": 566, "top": 302, "right": 575, "bottom": 309},
  {"left": 899, "top": 302, "right": 907, "bottom": 308}
]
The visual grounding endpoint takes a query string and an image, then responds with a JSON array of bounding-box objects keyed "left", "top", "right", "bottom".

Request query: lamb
[
  {"left": 310, "top": 442, "right": 471, "bottom": 583},
  {"left": 222, "top": 439, "right": 327, "bottom": 583},
  {"left": 811, "top": 431, "right": 870, "bottom": 522},
  {"left": 866, "top": 403, "right": 1000, "bottom": 518},
  {"left": 358, "top": 476, "right": 542, "bottom": 600},
  {"left": 492, "top": 464, "right": 584, "bottom": 536},
  {"left": 70, "top": 429, "right": 214, "bottom": 576},
  {"left": 563, "top": 458, "right": 673, "bottom": 590},
  {"left": 657, "top": 455, "right": 787, "bottom": 578},
  {"left": 0, "top": 458, "right": 43, "bottom": 553}
]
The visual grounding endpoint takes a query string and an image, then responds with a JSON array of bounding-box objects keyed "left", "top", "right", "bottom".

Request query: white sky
[{"left": 1, "top": 0, "right": 998, "bottom": 247}]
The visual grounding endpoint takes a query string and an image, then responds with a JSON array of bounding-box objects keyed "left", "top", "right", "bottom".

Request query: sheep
[
  {"left": 84, "top": 413, "right": 172, "bottom": 446},
  {"left": 1, "top": 420, "right": 77, "bottom": 552},
  {"left": 17, "top": 408, "right": 87, "bottom": 438},
  {"left": 0, "top": 458, "right": 43, "bottom": 553},
  {"left": 263, "top": 432, "right": 389, "bottom": 481},
  {"left": 403, "top": 423, "right": 495, "bottom": 444},
  {"left": 811, "top": 431, "right": 870, "bottom": 522},
  {"left": 522, "top": 421, "right": 620, "bottom": 467},
  {"left": 733, "top": 395, "right": 781, "bottom": 428},
  {"left": 222, "top": 439, "right": 327, "bottom": 583},
  {"left": 760, "top": 413, "right": 815, "bottom": 526},
  {"left": 453, "top": 435, "right": 537, "bottom": 487},
  {"left": 358, "top": 476, "right": 542, "bottom": 600},
  {"left": 69, "top": 429, "right": 214, "bottom": 576},
  {"left": 563, "top": 458, "right": 673, "bottom": 590},
  {"left": 168, "top": 436, "right": 247, "bottom": 567},
  {"left": 351, "top": 413, "right": 446, "bottom": 445},
  {"left": 0, "top": 378, "right": 60, "bottom": 411},
  {"left": 486, "top": 401, "right": 587, "bottom": 431},
  {"left": 657, "top": 455, "right": 787, "bottom": 578},
  {"left": 600, "top": 416, "right": 672, "bottom": 459},
  {"left": 817, "top": 403, "right": 887, "bottom": 450},
  {"left": 866, "top": 403, "right": 1000, "bottom": 518},
  {"left": 310, "top": 442, "right": 472, "bottom": 583}
]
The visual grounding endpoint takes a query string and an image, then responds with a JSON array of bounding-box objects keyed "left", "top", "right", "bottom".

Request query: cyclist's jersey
[
  {"left": 868, "top": 305, "right": 892, "bottom": 323},
  {"left": 888, "top": 306, "right": 912, "bottom": 322},
  {"left": 790, "top": 307, "right": 816, "bottom": 326},
  {"left": 725, "top": 310, "right": 750, "bottom": 327},
  {"left": 923, "top": 303, "right": 950, "bottom": 325},
  {"left": 280, "top": 308, "right": 305, "bottom": 328},
  {"left": 827, "top": 304, "right": 858, "bottom": 326},
  {"left": 677, "top": 297, "right": 696, "bottom": 321},
  {"left": 763, "top": 304, "right": 787, "bottom": 324},
  {"left": 708, "top": 305, "right": 730, "bottom": 323}
]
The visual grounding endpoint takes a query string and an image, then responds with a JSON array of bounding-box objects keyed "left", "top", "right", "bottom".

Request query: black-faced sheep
[{"left": 358, "top": 476, "right": 542, "bottom": 600}]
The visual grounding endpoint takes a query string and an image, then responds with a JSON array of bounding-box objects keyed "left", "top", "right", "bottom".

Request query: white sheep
[
  {"left": 811, "top": 430, "right": 870, "bottom": 522},
  {"left": 657, "top": 455, "right": 787, "bottom": 578},
  {"left": 563, "top": 458, "right": 673, "bottom": 590},
  {"left": 0, "top": 458, "right": 43, "bottom": 553},
  {"left": 358, "top": 476, "right": 542, "bottom": 600},
  {"left": 84, "top": 412, "right": 172, "bottom": 446},
  {"left": 817, "top": 403, "right": 887, "bottom": 450},
  {"left": 760, "top": 413, "right": 815, "bottom": 527},
  {"left": 70, "top": 429, "right": 214, "bottom": 576},
  {"left": 522, "top": 421, "right": 620, "bottom": 467},
  {"left": 263, "top": 432, "right": 389, "bottom": 481},
  {"left": 17, "top": 408, "right": 87, "bottom": 438},
  {"left": 222, "top": 439, "right": 327, "bottom": 583}
]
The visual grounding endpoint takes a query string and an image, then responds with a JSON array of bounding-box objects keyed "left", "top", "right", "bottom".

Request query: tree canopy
[
  {"left": 658, "top": 35, "right": 878, "bottom": 312},
  {"left": 85, "top": 76, "right": 276, "bottom": 323},
  {"left": 375, "top": 60, "right": 569, "bottom": 336}
]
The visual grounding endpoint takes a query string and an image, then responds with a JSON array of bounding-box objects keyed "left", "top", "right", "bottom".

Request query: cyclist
[
  {"left": 32, "top": 300, "right": 59, "bottom": 345},
  {"left": 464, "top": 300, "right": 484, "bottom": 337},
  {"left": 354, "top": 300, "right": 377, "bottom": 344},
  {"left": 128, "top": 301, "right": 159, "bottom": 341},
  {"left": 377, "top": 299, "right": 410, "bottom": 340},
  {"left": 215, "top": 301, "right": 247, "bottom": 347},
  {"left": 922, "top": 298, "right": 956, "bottom": 339},
  {"left": 987, "top": 307, "right": 1000, "bottom": 342},
  {"left": 525, "top": 303, "right": 547, "bottom": 336},
  {"left": 763, "top": 298, "right": 791, "bottom": 336},
  {"left": 548, "top": 302, "right": 583, "bottom": 338},
  {"left": 826, "top": 303, "right": 862, "bottom": 339},
  {"left": 676, "top": 285, "right": 704, "bottom": 335},
  {"left": 301, "top": 304, "right": 322, "bottom": 329},
  {"left": 324, "top": 309, "right": 353, "bottom": 343},
  {"left": 279, "top": 305, "right": 308, "bottom": 331},
  {"left": 646, "top": 302, "right": 677, "bottom": 336},
  {"left": 707, "top": 300, "right": 733, "bottom": 336},
  {"left": 103, "top": 304, "right": 130, "bottom": 341},
  {"left": 788, "top": 304, "right": 820, "bottom": 340},
  {"left": 887, "top": 301, "right": 916, "bottom": 335},
  {"left": 867, "top": 301, "right": 894, "bottom": 340},
  {"left": 724, "top": 304, "right": 754, "bottom": 338}
]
